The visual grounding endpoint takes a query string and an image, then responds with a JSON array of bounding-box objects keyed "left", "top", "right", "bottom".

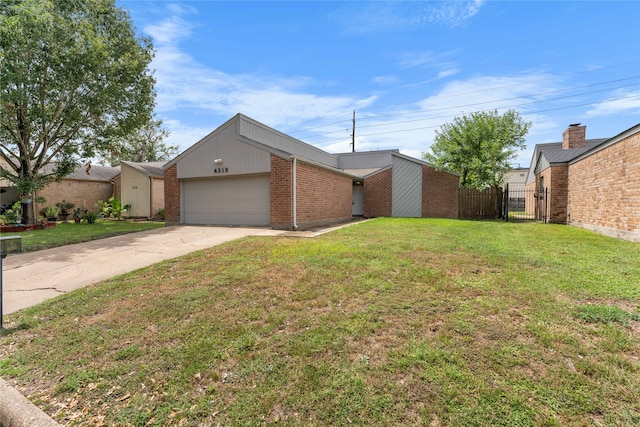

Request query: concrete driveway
[{"left": 1, "top": 225, "right": 289, "bottom": 315}]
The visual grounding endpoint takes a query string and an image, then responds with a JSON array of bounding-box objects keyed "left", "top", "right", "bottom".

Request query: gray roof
[
  {"left": 42, "top": 163, "right": 120, "bottom": 182},
  {"left": 121, "top": 161, "right": 167, "bottom": 178},
  {"left": 540, "top": 139, "right": 608, "bottom": 164}
]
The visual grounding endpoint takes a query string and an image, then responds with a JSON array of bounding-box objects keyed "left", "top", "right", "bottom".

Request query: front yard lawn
[
  {"left": 1, "top": 218, "right": 639, "bottom": 426},
  {"left": 1, "top": 219, "right": 165, "bottom": 253}
]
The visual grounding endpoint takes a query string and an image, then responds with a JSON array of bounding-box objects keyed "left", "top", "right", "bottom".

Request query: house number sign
[{"left": 214, "top": 167, "right": 229, "bottom": 174}]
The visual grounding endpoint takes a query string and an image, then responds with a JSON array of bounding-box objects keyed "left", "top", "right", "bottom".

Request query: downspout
[{"left": 292, "top": 157, "right": 298, "bottom": 230}]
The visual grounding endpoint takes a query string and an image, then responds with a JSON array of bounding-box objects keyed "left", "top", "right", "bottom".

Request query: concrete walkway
[{"left": 1, "top": 225, "right": 290, "bottom": 315}]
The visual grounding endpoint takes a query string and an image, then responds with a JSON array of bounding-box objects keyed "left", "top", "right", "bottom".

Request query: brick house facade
[
  {"left": 567, "top": 124, "right": 640, "bottom": 241},
  {"left": 34, "top": 164, "right": 119, "bottom": 216},
  {"left": 527, "top": 123, "right": 640, "bottom": 241},
  {"left": 164, "top": 114, "right": 460, "bottom": 229}
]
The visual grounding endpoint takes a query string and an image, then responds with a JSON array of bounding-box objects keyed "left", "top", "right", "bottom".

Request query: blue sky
[{"left": 119, "top": 0, "right": 640, "bottom": 167}]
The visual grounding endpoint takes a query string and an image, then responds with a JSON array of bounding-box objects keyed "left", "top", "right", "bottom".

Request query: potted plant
[
  {"left": 44, "top": 206, "right": 59, "bottom": 222},
  {"left": 56, "top": 200, "right": 75, "bottom": 222},
  {"left": 72, "top": 208, "right": 86, "bottom": 223}
]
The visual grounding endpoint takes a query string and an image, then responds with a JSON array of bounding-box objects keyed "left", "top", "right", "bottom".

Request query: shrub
[
  {"left": 83, "top": 212, "right": 98, "bottom": 224},
  {"left": 155, "top": 208, "right": 165, "bottom": 220},
  {"left": 3, "top": 201, "right": 22, "bottom": 224}
]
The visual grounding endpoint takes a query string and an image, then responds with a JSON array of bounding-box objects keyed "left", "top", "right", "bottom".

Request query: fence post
[{"left": 503, "top": 184, "right": 509, "bottom": 221}]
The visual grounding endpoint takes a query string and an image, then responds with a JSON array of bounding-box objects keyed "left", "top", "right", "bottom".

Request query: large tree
[
  {"left": 0, "top": 0, "right": 155, "bottom": 222},
  {"left": 98, "top": 116, "right": 177, "bottom": 166},
  {"left": 423, "top": 110, "right": 531, "bottom": 189}
]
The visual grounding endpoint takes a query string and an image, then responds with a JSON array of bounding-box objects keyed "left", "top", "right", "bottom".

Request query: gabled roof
[
  {"left": 525, "top": 138, "right": 607, "bottom": 185},
  {"left": 165, "top": 113, "right": 338, "bottom": 170},
  {"left": 121, "top": 161, "right": 167, "bottom": 178},
  {"left": 164, "top": 113, "right": 451, "bottom": 178}
]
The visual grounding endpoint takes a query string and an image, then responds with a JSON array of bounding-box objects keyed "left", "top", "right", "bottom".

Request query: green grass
[
  {"left": 1, "top": 218, "right": 639, "bottom": 426},
  {"left": 0, "top": 219, "right": 164, "bottom": 253}
]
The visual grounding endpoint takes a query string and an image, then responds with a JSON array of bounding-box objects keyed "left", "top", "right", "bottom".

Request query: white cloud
[
  {"left": 144, "top": 15, "right": 194, "bottom": 46},
  {"left": 373, "top": 75, "right": 399, "bottom": 85},
  {"left": 585, "top": 90, "right": 640, "bottom": 117},
  {"left": 338, "top": 1, "right": 485, "bottom": 34}
]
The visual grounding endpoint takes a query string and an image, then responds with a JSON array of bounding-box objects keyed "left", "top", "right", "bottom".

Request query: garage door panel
[{"left": 183, "top": 174, "right": 270, "bottom": 226}]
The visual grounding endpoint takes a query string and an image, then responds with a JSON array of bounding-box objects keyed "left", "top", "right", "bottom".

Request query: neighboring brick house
[
  {"left": 567, "top": 124, "right": 639, "bottom": 242},
  {"left": 34, "top": 163, "right": 120, "bottom": 216},
  {"left": 164, "top": 114, "right": 459, "bottom": 230},
  {"left": 526, "top": 123, "right": 639, "bottom": 242}
]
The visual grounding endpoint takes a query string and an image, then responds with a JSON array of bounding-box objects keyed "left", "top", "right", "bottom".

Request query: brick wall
[
  {"left": 270, "top": 155, "right": 292, "bottom": 228},
  {"left": 270, "top": 155, "right": 352, "bottom": 229},
  {"left": 364, "top": 168, "right": 392, "bottom": 217},
  {"left": 538, "top": 165, "right": 568, "bottom": 224},
  {"left": 422, "top": 165, "right": 458, "bottom": 218},
  {"left": 294, "top": 161, "right": 352, "bottom": 228},
  {"left": 163, "top": 164, "right": 180, "bottom": 225},
  {"left": 35, "top": 179, "right": 114, "bottom": 216},
  {"left": 568, "top": 132, "right": 640, "bottom": 241}
]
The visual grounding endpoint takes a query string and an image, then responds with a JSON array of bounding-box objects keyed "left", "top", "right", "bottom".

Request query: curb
[{"left": 0, "top": 378, "right": 60, "bottom": 427}]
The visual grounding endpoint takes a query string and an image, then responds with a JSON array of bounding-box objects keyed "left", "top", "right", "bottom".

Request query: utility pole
[{"left": 351, "top": 110, "right": 355, "bottom": 152}]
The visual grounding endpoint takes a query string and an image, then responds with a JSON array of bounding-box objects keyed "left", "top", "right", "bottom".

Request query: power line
[
  {"left": 313, "top": 93, "right": 640, "bottom": 144},
  {"left": 287, "top": 60, "right": 640, "bottom": 136},
  {"left": 299, "top": 82, "right": 639, "bottom": 141}
]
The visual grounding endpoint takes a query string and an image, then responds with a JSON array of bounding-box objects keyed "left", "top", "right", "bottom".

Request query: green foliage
[
  {"left": 424, "top": 110, "right": 531, "bottom": 189},
  {"left": 72, "top": 208, "right": 87, "bottom": 220},
  {"left": 2, "top": 201, "right": 22, "bottom": 224},
  {"left": 94, "top": 200, "right": 110, "bottom": 217},
  {"left": 55, "top": 200, "right": 75, "bottom": 214},
  {"left": 155, "top": 208, "right": 165, "bottom": 220},
  {"left": 0, "top": 0, "right": 156, "bottom": 223},
  {"left": 43, "top": 206, "right": 59, "bottom": 219},
  {"left": 83, "top": 212, "right": 98, "bottom": 224},
  {"left": 575, "top": 304, "right": 640, "bottom": 326},
  {"left": 99, "top": 117, "right": 177, "bottom": 166},
  {"left": 95, "top": 197, "right": 130, "bottom": 219}
]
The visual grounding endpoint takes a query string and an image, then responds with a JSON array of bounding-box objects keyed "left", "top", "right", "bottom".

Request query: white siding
[
  {"left": 392, "top": 157, "right": 422, "bottom": 217},
  {"left": 182, "top": 174, "right": 270, "bottom": 226},
  {"left": 121, "top": 164, "right": 151, "bottom": 217}
]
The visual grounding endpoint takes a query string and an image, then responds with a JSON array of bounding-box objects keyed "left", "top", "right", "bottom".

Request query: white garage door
[{"left": 182, "top": 174, "right": 270, "bottom": 226}]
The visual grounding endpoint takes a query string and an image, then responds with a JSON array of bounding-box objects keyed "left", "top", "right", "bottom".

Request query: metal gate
[
  {"left": 458, "top": 185, "right": 548, "bottom": 222},
  {"left": 502, "top": 184, "right": 548, "bottom": 223}
]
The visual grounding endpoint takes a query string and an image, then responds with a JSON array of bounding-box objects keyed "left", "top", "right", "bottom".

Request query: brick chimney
[{"left": 562, "top": 123, "right": 586, "bottom": 149}]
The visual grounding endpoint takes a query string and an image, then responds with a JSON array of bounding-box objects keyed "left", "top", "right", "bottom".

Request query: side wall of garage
[
  {"left": 295, "top": 161, "right": 352, "bottom": 229},
  {"left": 271, "top": 155, "right": 353, "bottom": 230},
  {"left": 164, "top": 164, "right": 180, "bottom": 225},
  {"left": 270, "top": 155, "right": 293, "bottom": 228}
]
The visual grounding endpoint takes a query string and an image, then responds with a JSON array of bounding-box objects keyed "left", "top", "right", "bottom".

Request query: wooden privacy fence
[
  {"left": 458, "top": 187, "right": 503, "bottom": 220},
  {"left": 458, "top": 186, "right": 549, "bottom": 222}
]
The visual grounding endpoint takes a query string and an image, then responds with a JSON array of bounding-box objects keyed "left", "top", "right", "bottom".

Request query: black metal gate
[{"left": 502, "top": 184, "right": 548, "bottom": 223}]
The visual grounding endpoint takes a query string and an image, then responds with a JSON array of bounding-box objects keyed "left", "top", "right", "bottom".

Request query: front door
[{"left": 352, "top": 183, "right": 364, "bottom": 216}]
